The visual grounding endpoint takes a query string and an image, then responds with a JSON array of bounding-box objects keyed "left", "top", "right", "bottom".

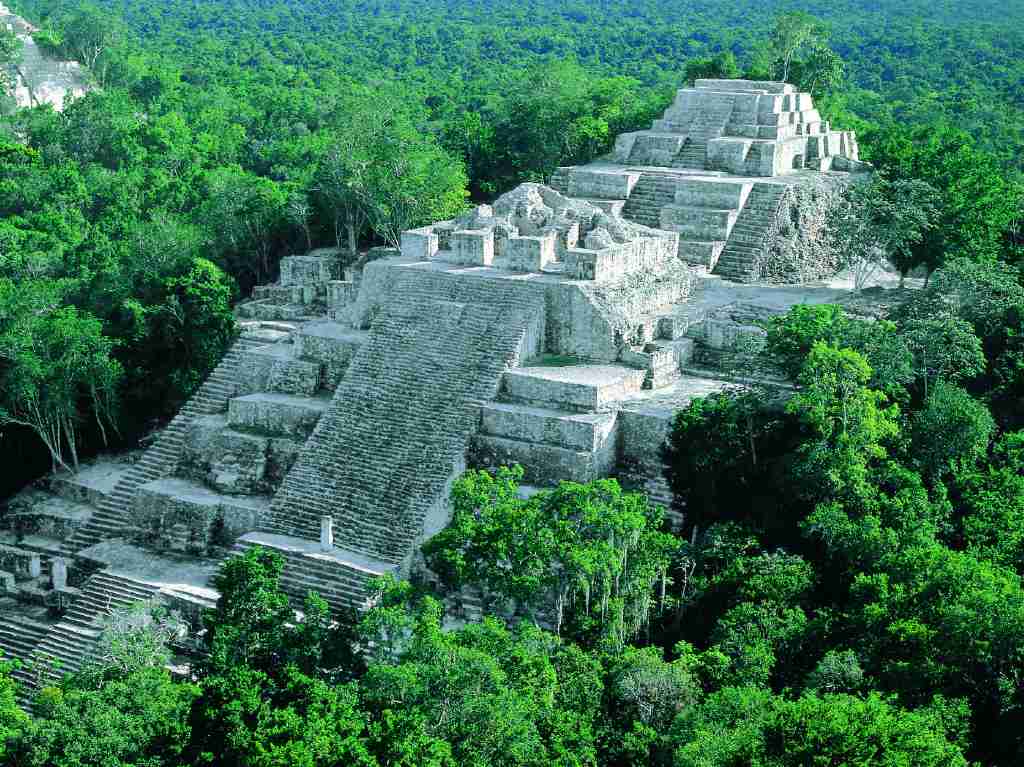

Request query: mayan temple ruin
[
  {"left": 1, "top": 3, "right": 89, "bottom": 111},
  {"left": 0, "top": 79, "right": 874, "bottom": 699}
]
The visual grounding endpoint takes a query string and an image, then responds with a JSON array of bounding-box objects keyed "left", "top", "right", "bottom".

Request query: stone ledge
[
  {"left": 479, "top": 402, "right": 617, "bottom": 452},
  {"left": 227, "top": 392, "right": 330, "bottom": 438},
  {"left": 502, "top": 364, "right": 647, "bottom": 413}
]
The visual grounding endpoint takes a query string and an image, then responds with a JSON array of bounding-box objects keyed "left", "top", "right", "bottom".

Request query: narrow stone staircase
[
  {"left": 672, "top": 138, "right": 708, "bottom": 169},
  {"left": 63, "top": 336, "right": 266, "bottom": 556},
  {"left": 660, "top": 179, "right": 753, "bottom": 270},
  {"left": 20, "top": 572, "right": 158, "bottom": 693},
  {"left": 0, "top": 616, "right": 49, "bottom": 706},
  {"left": 622, "top": 174, "right": 681, "bottom": 229},
  {"left": 715, "top": 183, "right": 788, "bottom": 282}
]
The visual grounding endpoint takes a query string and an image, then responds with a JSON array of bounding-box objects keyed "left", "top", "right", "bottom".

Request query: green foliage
[
  {"left": 765, "top": 304, "right": 914, "bottom": 398},
  {"left": 145, "top": 257, "right": 236, "bottom": 405},
  {"left": 425, "top": 468, "right": 678, "bottom": 645},
  {"left": 826, "top": 176, "right": 940, "bottom": 289},
  {"left": 0, "top": 658, "right": 29, "bottom": 762},
  {"left": 663, "top": 388, "right": 791, "bottom": 541},
  {"left": 683, "top": 52, "right": 741, "bottom": 85},
  {"left": 764, "top": 304, "right": 848, "bottom": 380},
  {"left": 188, "top": 666, "right": 376, "bottom": 767},
  {"left": 358, "top": 580, "right": 601, "bottom": 767},
  {"left": 15, "top": 666, "right": 197, "bottom": 767},
  {"left": 0, "top": 25, "right": 23, "bottom": 105},
  {"left": 900, "top": 316, "right": 985, "bottom": 394},
  {"left": 787, "top": 343, "right": 899, "bottom": 502},
  {"left": 911, "top": 381, "right": 995, "bottom": 479},
  {"left": 0, "top": 278, "right": 121, "bottom": 471}
]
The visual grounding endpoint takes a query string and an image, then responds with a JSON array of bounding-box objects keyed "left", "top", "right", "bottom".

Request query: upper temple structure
[
  {"left": 613, "top": 79, "right": 861, "bottom": 176},
  {"left": 0, "top": 79, "right": 876, "bottom": 702}
]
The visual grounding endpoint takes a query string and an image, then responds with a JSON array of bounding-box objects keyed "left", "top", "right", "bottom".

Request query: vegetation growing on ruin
[
  {"left": 0, "top": 0, "right": 1023, "bottom": 764},
  {"left": 0, "top": 0, "right": 1020, "bottom": 492}
]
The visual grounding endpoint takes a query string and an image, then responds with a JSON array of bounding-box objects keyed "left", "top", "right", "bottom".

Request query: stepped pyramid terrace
[{"left": 0, "top": 79, "right": 879, "bottom": 700}]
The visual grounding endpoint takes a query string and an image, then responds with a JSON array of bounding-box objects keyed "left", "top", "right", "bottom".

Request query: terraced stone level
[{"left": 63, "top": 335, "right": 268, "bottom": 556}]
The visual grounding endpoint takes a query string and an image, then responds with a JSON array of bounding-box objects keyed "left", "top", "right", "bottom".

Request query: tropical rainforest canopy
[{"left": 0, "top": 1, "right": 1023, "bottom": 765}]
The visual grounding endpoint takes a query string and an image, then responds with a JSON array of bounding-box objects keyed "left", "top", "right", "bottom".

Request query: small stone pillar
[
  {"left": 28, "top": 554, "right": 42, "bottom": 579},
  {"left": 51, "top": 557, "right": 68, "bottom": 590},
  {"left": 320, "top": 516, "right": 334, "bottom": 552}
]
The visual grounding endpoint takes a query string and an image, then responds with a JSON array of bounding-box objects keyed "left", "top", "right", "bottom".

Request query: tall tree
[{"left": 0, "top": 279, "right": 121, "bottom": 472}]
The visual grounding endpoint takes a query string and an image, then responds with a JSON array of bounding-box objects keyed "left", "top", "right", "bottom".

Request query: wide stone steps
[
  {"left": 264, "top": 271, "right": 545, "bottom": 564},
  {"left": 501, "top": 364, "right": 647, "bottom": 413},
  {"left": 471, "top": 400, "right": 619, "bottom": 486},
  {"left": 63, "top": 336, "right": 265, "bottom": 556},
  {"left": 232, "top": 536, "right": 393, "bottom": 614}
]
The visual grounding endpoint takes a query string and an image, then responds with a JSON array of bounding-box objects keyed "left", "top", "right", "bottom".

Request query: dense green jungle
[{"left": 0, "top": 0, "right": 1023, "bottom": 765}]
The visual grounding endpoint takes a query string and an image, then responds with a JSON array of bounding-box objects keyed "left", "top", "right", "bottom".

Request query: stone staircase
[
  {"left": 669, "top": 104, "right": 735, "bottom": 170},
  {"left": 0, "top": 615, "right": 49, "bottom": 705},
  {"left": 714, "top": 183, "right": 788, "bottom": 282},
  {"left": 622, "top": 174, "right": 681, "bottom": 229},
  {"left": 673, "top": 138, "right": 708, "bottom": 169},
  {"left": 63, "top": 336, "right": 267, "bottom": 556},
  {"left": 19, "top": 572, "right": 158, "bottom": 694},
  {"left": 264, "top": 270, "right": 545, "bottom": 572},
  {"left": 231, "top": 534, "right": 390, "bottom": 614},
  {"left": 660, "top": 179, "right": 753, "bottom": 270}
]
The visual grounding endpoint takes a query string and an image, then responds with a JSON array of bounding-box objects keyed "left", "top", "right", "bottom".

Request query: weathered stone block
[
  {"left": 451, "top": 230, "right": 495, "bottom": 266},
  {"left": 279, "top": 252, "right": 342, "bottom": 287},
  {"left": 479, "top": 402, "right": 617, "bottom": 452},
  {"left": 401, "top": 227, "right": 440, "bottom": 260},
  {"left": 0, "top": 545, "right": 41, "bottom": 580},
  {"left": 295, "top": 322, "right": 366, "bottom": 388},
  {"left": 237, "top": 346, "right": 321, "bottom": 396},
  {"left": 228, "top": 393, "right": 328, "bottom": 438},
  {"left": 502, "top": 365, "right": 646, "bottom": 413},
  {"left": 470, "top": 434, "right": 611, "bottom": 486},
  {"left": 567, "top": 169, "right": 639, "bottom": 200},
  {"left": 132, "top": 479, "right": 270, "bottom": 553},
  {"left": 506, "top": 233, "right": 557, "bottom": 272},
  {"left": 327, "top": 280, "right": 357, "bottom": 320}
]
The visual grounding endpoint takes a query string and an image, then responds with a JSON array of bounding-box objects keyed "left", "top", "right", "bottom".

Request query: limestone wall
[
  {"left": 355, "top": 258, "right": 686, "bottom": 363},
  {"left": 178, "top": 416, "right": 301, "bottom": 496}
]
